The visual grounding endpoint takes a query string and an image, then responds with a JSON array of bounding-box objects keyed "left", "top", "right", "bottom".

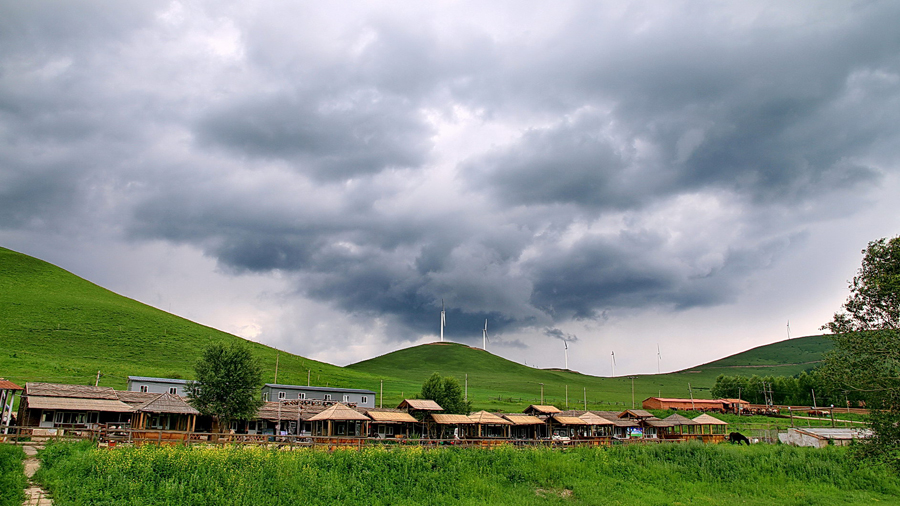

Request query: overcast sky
[{"left": 3, "top": 1, "right": 899, "bottom": 378}]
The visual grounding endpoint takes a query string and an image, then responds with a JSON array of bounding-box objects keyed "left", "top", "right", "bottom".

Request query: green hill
[
  {"left": 1, "top": 246, "right": 833, "bottom": 412},
  {"left": 347, "top": 333, "right": 832, "bottom": 411},
  {"left": 0, "top": 246, "right": 381, "bottom": 393}
]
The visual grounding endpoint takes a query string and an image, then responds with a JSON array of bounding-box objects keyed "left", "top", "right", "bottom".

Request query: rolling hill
[{"left": 1, "top": 246, "right": 833, "bottom": 411}]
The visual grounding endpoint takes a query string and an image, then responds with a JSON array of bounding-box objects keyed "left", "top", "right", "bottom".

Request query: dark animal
[{"left": 728, "top": 432, "right": 750, "bottom": 445}]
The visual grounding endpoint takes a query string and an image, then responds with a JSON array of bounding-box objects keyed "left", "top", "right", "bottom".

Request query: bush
[{"left": 0, "top": 444, "right": 26, "bottom": 506}]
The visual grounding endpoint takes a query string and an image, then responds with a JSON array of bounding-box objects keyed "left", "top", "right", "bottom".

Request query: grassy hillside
[
  {"left": 0, "top": 247, "right": 381, "bottom": 392},
  {"left": 1, "top": 246, "right": 832, "bottom": 412},
  {"left": 348, "top": 333, "right": 831, "bottom": 411}
]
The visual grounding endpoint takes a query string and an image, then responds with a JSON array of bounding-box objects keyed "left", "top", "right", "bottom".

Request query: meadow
[
  {"left": 33, "top": 441, "right": 899, "bottom": 505},
  {"left": 0, "top": 444, "right": 26, "bottom": 506}
]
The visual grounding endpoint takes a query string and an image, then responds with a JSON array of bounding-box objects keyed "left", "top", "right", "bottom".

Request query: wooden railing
[{"left": 0, "top": 424, "right": 692, "bottom": 449}]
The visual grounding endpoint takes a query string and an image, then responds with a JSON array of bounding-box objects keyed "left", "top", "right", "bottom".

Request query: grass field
[
  {"left": 2, "top": 245, "right": 831, "bottom": 411},
  {"left": 33, "top": 441, "right": 899, "bottom": 505},
  {"left": 0, "top": 444, "right": 26, "bottom": 506}
]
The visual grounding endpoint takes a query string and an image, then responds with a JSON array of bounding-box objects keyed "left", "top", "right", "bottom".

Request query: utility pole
[
  {"left": 583, "top": 387, "right": 587, "bottom": 411},
  {"left": 630, "top": 376, "right": 636, "bottom": 409},
  {"left": 380, "top": 379, "right": 383, "bottom": 409},
  {"left": 539, "top": 383, "right": 544, "bottom": 405},
  {"left": 95, "top": 370, "right": 102, "bottom": 387},
  {"left": 465, "top": 374, "right": 468, "bottom": 403},
  {"left": 274, "top": 351, "right": 279, "bottom": 385},
  {"left": 565, "top": 385, "right": 568, "bottom": 409}
]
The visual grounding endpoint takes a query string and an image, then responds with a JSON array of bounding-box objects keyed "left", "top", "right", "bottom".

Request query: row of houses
[{"left": 12, "top": 379, "right": 730, "bottom": 443}]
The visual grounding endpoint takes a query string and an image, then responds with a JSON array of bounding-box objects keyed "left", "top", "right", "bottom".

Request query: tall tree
[
  {"left": 186, "top": 342, "right": 264, "bottom": 432},
  {"left": 419, "top": 372, "right": 471, "bottom": 414},
  {"left": 821, "top": 235, "right": 900, "bottom": 470}
]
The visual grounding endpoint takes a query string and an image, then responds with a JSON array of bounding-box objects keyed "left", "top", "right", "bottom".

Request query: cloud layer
[{"left": 2, "top": 1, "right": 899, "bottom": 370}]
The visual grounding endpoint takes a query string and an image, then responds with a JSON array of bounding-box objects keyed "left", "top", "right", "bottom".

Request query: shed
[
  {"left": 778, "top": 428, "right": 872, "bottom": 448},
  {"left": 131, "top": 393, "right": 199, "bottom": 432},
  {"left": 19, "top": 383, "right": 133, "bottom": 428},
  {"left": 364, "top": 409, "right": 418, "bottom": 438},
  {"left": 430, "top": 413, "right": 474, "bottom": 439},
  {"left": 692, "top": 413, "right": 728, "bottom": 442},
  {"left": 662, "top": 413, "right": 699, "bottom": 438},
  {"left": 468, "top": 411, "right": 512, "bottom": 438},
  {"left": 309, "top": 403, "right": 369, "bottom": 437},
  {"left": 502, "top": 413, "right": 546, "bottom": 439}
]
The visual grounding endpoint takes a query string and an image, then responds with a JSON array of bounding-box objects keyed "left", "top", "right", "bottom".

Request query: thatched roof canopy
[
  {"left": 501, "top": 414, "right": 545, "bottom": 425},
  {"left": 134, "top": 393, "right": 199, "bottom": 415},
  {"left": 397, "top": 399, "right": 443, "bottom": 411},
  {"left": 693, "top": 413, "right": 728, "bottom": 425},
  {"left": 26, "top": 396, "right": 134, "bottom": 413},
  {"left": 25, "top": 382, "right": 118, "bottom": 400},
  {"left": 552, "top": 415, "right": 587, "bottom": 425},
  {"left": 431, "top": 413, "right": 474, "bottom": 424},
  {"left": 468, "top": 410, "right": 512, "bottom": 425},
  {"left": 308, "top": 403, "right": 370, "bottom": 422},
  {"left": 524, "top": 404, "right": 561, "bottom": 414},
  {"left": 365, "top": 410, "right": 418, "bottom": 423},
  {"left": 579, "top": 412, "right": 614, "bottom": 426},
  {"left": 663, "top": 413, "right": 699, "bottom": 426}
]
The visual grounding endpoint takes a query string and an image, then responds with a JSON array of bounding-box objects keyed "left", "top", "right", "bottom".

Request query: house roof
[
  {"left": 133, "top": 393, "right": 199, "bottom": 415},
  {"left": 592, "top": 412, "right": 639, "bottom": 427},
  {"left": 501, "top": 414, "right": 545, "bottom": 425},
  {"left": 364, "top": 410, "right": 418, "bottom": 423},
  {"left": 468, "top": 411, "right": 512, "bottom": 425},
  {"left": 116, "top": 391, "right": 165, "bottom": 406},
  {"left": 26, "top": 396, "right": 134, "bottom": 413},
  {"left": 552, "top": 415, "right": 587, "bottom": 425},
  {"left": 579, "top": 412, "right": 614, "bottom": 426},
  {"left": 644, "top": 419, "right": 674, "bottom": 427},
  {"left": 618, "top": 409, "right": 655, "bottom": 419},
  {"left": 431, "top": 414, "right": 474, "bottom": 424},
  {"left": 692, "top": 414, "right": 728, "bottom": 425},
  {"left": 663, "top": 413, "right": 699, "bottom": 426},
  {"left": 525, "top": 405, "right": 561, "bottom": 414},
  {"left": 397, "top": 399, "right": 444, "bottom": 411},
  {"left": 308, "top": 403, "right": 370, "bottom": 422},
  {"left": 0, "top": 379, "right": 23, "bottom": 391},
  {"left": 25, "top": 382, "right": 119, "bottom": 400}
]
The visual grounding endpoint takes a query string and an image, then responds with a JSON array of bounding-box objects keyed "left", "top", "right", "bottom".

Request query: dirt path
[{"left": 22, "top": 445, "right": 52, "bottom": 506}]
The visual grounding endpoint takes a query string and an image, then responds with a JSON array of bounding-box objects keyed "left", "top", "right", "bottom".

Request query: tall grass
[
  {"left": 0, "top": 444, "right": 26, "bottom": 506},
  {"left": 35, "top": 442, "right": 898, "bottom": 505}
]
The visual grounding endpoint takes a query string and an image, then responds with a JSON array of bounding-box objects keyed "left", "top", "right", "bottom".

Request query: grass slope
[
  {"left": 1, "top": 246, "right": 832, "bottom": 412},
  {"left": 0, "top": 247, "right": 381, "bottom": 392},
  {"left": 350, "top": 335, "right": 831, "bottom": 411}
]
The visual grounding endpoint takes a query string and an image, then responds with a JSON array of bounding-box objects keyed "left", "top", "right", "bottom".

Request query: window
[
  {"left": 361, "top": 396, "right": 368, "bottom": 404},
  {"left": 298, "top": 393, "right": 306, "bottom": 400},
  {"left": 324, "top": 394, "right": 332, "bottom": 401},
  {"left": 140, "top": 385, "right": 149, "bottom": 393},
  {"left": 262, "top": 393, "right": 269, "bottom": 402},
  {"left": 169, "top": 387, "right": 177, "bottom": 395},
  {"left": 278, "top": 391, "right": 286, "bottom": 400},
  {"left": 342, "top": 394, "right": 350, "bottom": 403}
]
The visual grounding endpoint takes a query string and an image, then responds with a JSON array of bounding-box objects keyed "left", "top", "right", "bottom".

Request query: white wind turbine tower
[
  {"left": 611, "top": 351, "right": 616, "bottom": 377},
  {"left": 440, "top": 299, "right": 446, "bottom": 342},
  {"left": 482, "top": 319, "right": 489, "bottom": 351},
  {"left": 657, "top": 344, "right": 661, "bottom": 374},
  {"left": 564, "top": 342, "right": 569, "bottom": 370}
]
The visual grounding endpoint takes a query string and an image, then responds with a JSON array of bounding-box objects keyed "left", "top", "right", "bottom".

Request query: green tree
[
  {"left": 419, "top": 372, "right": 471, "bottom": 415},
  {"left": 821, "top": 235, "right": 900, "bottom": 469},
  {"left": 186, "top": 342, "right": 264, "bottom": 432}
]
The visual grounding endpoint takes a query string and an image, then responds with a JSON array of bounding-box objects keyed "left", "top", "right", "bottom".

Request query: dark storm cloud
[
  {"left": 2, "top": 1, "right": 900, "bottom": 350},
  {"left": 195, "top": 91, "right": 434, "bottom": 181}
]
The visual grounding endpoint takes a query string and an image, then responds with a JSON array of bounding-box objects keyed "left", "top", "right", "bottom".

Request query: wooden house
[
  {"left": 578, "top": 411, "right": 614, "bottom": 439},
  {"left": 309, "top": 403, "right": 369, "bottom": 437},
  {"left": 467, "top": 411, "right": 512, "bottom": 438},
  {"left": 255, "top": 400, "right": 308, "bottom": 435},
  {"left": 397, "top": 399, "right": 443, "bottom": 425},
  {"left": 691, "top": 413, "right": 728, "bottom": 442},
  {"left": 363, "top": 409, "right": 419, "bottom": 438},
  {"left": 502, "top": 413, "right": 546, "bottom": 439},
  {"left": 523, "top": 405, "right": 561, "bottom": 419},
  {"left": 642, "top": 397, "right": 748, "bottom": 414},
  {"left": 594, "top": 411, "right": 640, "bottom": 439},
  {"left": 549, "top": 414, "right": 586, "bottom": 440},
  {"left": 429, "top": 413, "right": 474, "bottom": 439},
  {"left": 18, "top": 383, "right": 133, "bottom": 429},
  {"left": 661, "top": 413, "right": 699, "bottom": 440}
]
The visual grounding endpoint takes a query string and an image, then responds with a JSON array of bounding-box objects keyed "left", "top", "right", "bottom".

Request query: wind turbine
[
  {"left": 611, "top": 351, "right": 616, "bottom": 377},
  {"left": 787, "top": 320, "right": 791, "bottom": 340},
  {"left": 564, "top": 341, "right": 569, "bottom": 370},
  {"left": 657, "top": 344, "right": 661, "bottom": 374},
  {"left": 482, "top": 319, "right": 489, "bottom": 351},
  {"left": 440, "top": 299, "right": 446, "bottom": 342}
]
